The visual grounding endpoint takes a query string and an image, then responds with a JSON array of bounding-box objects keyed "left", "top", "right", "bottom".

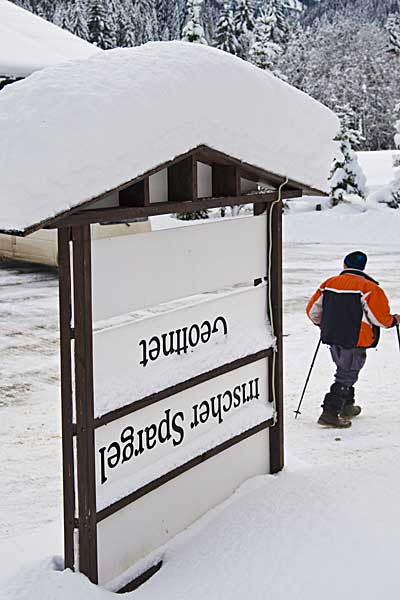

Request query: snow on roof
[
  {"left": 0, "top": 41, "right": 339, "bottom": 235},
  {"left": 0, "top": 0, "right": 100, "bottom": 77}
]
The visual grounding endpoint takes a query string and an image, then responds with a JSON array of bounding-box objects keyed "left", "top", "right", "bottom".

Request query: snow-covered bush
[{"left": 329, "top": 107, "right": 366, "bottom": 206}]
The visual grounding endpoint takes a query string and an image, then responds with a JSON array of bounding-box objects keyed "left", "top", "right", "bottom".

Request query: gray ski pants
[{"left": 330, "top": 345, "right": 367, "bottom": 387}]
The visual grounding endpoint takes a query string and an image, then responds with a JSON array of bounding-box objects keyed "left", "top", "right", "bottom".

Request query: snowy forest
[{"left": 9, "top": 0, "right": 400, "bottom": 151}]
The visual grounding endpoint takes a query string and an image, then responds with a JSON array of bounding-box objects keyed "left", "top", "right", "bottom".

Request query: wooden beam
[
  {"left": 168, "top": 156, "right": 196, "bottom": 202},
  {"left": 49, "top": 190, "right": 301, "bottom": 228},
  {"left": 72, "top": 225, "right": 98, "bottom": 584},
  {"left": 57, "top": 227, "right": 75, "bottom": 572}
]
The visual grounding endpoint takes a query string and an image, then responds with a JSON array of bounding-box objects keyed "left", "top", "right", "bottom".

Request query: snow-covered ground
[{"left": 2, "top": 201, "right": 400, "bottom": 599}]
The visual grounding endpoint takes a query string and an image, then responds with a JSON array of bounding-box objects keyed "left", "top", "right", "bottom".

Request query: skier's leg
[{"left": 318, "top": 345, "right": 352, "bottom": 428}]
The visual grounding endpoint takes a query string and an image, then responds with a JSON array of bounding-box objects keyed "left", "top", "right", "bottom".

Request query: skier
[{"left": 306, "top": 251, "right": 400, "bottom": 428}]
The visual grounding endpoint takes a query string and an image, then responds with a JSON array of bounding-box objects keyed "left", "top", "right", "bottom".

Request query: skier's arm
[
  {"left": 306, "top": 288, "right": 323, "bottom": 326},
  {"left": 363, "top": 286, "right": 397, "bottom": 329}
]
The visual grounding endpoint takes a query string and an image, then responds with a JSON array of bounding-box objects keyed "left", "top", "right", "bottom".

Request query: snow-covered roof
[
  {"left": 0, "top": 0, "right": 100, "bottom": 77},
  {"left": 0, "top": 41, "right": 339, "bottom": 235}
]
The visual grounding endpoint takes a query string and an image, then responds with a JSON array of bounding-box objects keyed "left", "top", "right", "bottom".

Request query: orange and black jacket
[{"left": 306, "top": 269, "right": 396, "bottom": 348}]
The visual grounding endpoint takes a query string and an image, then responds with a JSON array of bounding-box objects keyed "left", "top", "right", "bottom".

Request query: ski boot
[
  {"left": 318, "top": 384, "right": 352, "bottom": 428},
  {"left": 318, "top": 407, "right": 352, "bottom": 428},
  {"left": 340, "top": 386, "right": 362, "bottom": 418}
]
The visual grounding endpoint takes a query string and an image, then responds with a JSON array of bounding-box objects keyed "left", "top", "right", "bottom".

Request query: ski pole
[
  {"left": 396, "top": 324, "right": 400, "bottom": 351},
  {"left": 294, "top": 338, "right": 322, "bottom": 419}
]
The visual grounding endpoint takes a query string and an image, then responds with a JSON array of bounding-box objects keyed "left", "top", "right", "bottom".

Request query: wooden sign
[{"left": 58, "top": 198, "right": 284, "bottom": 592}]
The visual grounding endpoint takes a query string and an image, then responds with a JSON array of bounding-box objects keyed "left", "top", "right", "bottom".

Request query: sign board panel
[
  {"left": 97, "top": 428, "right": 270, "bottom": 586},
  {"left": 95, "top": 358, "right": 270, "bottom": 511},
  {"left": 92, "top": 284, "right": 273, "bottom": 417},
  {"left": 91, "top": 215, "right": 267, "bottom": 322}
]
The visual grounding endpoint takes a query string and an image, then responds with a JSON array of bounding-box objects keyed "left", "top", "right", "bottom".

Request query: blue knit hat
[{"left": 344, "top": 251, "right": 367, "bottom": 271}]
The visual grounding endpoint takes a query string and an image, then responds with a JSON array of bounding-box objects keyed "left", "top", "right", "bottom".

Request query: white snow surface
[
  {"left": 0, "top": 41, "right": 338, "bottom": 234},
  {"left": 3, "top": 199, "right": 400, "bottom": 599},
  {"left": 0, "top": 0, "right": 100, "bottom": 77},
  {"left": 357, "top": 149, "right": 400, "bottom": 192}
]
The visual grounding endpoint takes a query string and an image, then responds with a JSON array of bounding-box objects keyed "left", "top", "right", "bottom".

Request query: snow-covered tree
[
  {"left": 386, "top": 13, "right": 400, "bottom": 55},
  {"left": 264, "top": 0, "right": 289, "bottom": 46},
  {"left": 67, "top": 0, "right": 90, "bottom": 41},
  {"left": 329, "top": 107, "right": 366, "bottom": 206},
  {"left": 182, "top": 0, "right": 208, "bottom": 44},
  {"left": 249, "top": 11, "right": 283, "bottom": 73},
  {"left": 214, "top": 3, "right": 239, "bottom": 55},
  {"left": 132, "top": 0, "right": 159, "bottom": 45},
  {"left": 87, "top": 0, "right": 116, "bottom": 49},
  {"left": 234, "top": 0, "right": 255, "bottom": 58},
  {"left": 53, "top": 4, "right": 72, "bottom": 30}
]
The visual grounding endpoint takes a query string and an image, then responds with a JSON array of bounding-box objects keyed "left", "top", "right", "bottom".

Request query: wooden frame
[{"left": 55, "top": 149, "right": 299, "bottom": 590}]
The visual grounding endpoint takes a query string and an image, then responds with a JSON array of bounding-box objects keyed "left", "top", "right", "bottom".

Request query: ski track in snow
[{"left": 1, "top": 206, "right": 400, "bottom": 598}]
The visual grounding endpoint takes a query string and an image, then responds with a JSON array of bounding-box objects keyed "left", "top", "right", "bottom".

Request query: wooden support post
[
  {"left": 168, "top": 156, "right": 197, "bottom": 202},
  {"left": 58, "top": 227, "right": 75, "bottom": 571},
  {"left": 72, "top": 225, "right": 98, "bottom": 583},
  {"left": 267, "top": 200, "right": 284, "bottom": 474}
]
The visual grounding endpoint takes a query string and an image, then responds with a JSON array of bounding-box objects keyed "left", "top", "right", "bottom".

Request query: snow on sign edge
[
  {"left": 0, "top": 0, "right": 101, "bottom": 77},
  {"left": 0, "top": 41, "right": 339, "bottom": 234}
]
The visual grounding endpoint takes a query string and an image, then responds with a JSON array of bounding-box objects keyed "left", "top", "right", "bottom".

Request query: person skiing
[{"left": 306, "top": 251, "right": 400, "bottom": 428}]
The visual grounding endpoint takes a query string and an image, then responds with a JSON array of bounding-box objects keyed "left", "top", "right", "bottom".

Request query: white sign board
[
  {"left": 97, "top": 428, "right": 269, "bottom": 586},
  {"left": 95, "top": 358, "right": 271, "bottom": 510},
  {"left": 91, "top": 215, "right": 267, "bottom": 322},
  {"left": 92, "top": 284, "right": 273, "bottom": 417}
]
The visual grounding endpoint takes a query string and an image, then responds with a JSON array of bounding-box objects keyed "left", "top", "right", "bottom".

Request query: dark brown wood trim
[
  {"left": 168, "top": 155, "right": 197, "bottom": 202},
  {"left": 268, "top": 200, "right": 284, "bottom": 474},
  {"left": 119, "top": 178, "right": 149, "bottom": 207},
  {"left": 212, "top": 165, "right": 240, "bottom": 197},
  {"left": 47, "top": 191, "right": 300, "bottom": 229},
  {"left": 116, "top": 562, "right": 163, "bottom": 594},
  {"left": 94, "top": 348, "right": 273, "bottom": 429},
  {"left": 57, "top": 227, "right": 75, "bottom": 571},
  {"left": 97, "top": 418, "right": 273, "bottom": 523},
  {"left": 72, "top": 225, "right": 98, "bottom": 583},
  {"left": 5, "top": 144, "right": 316, "bottom": 236}
]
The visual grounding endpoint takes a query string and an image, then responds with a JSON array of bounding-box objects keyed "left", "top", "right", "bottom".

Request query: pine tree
[
  {"left": 329, "top": 106, "right": 366, "bottom": 206},
  {"left": 234, "top": 0, "right": 255, "bottom": 58},
  {"left": 182, "top": 0, "right": 208, "bottom": 44},
  {"left": 264, "top": 0, "right": 289, "bottom": 46},
  {"left": 386, "top": 13, "right": 400, "bottom": 55},
  {"left": 53, "top": 4, "right": 72, "bottom": 30},
  {"left": 87, "top": 0, "right": 116, "bottom": 49},
  {"left": 249, "top": 11, "right": 283, "bottom": 72},
  {"left": 36, "top": 0, "right": 56, "bottom": 20},
  {"left": 214, "top": 3, "right": 239, "bottom": 54},
  {"left": 67, "top": 0, "right": 90, "bottom": 41},
  {"left": 132, "top": 0, "right": 159, "bottom": 45}
]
